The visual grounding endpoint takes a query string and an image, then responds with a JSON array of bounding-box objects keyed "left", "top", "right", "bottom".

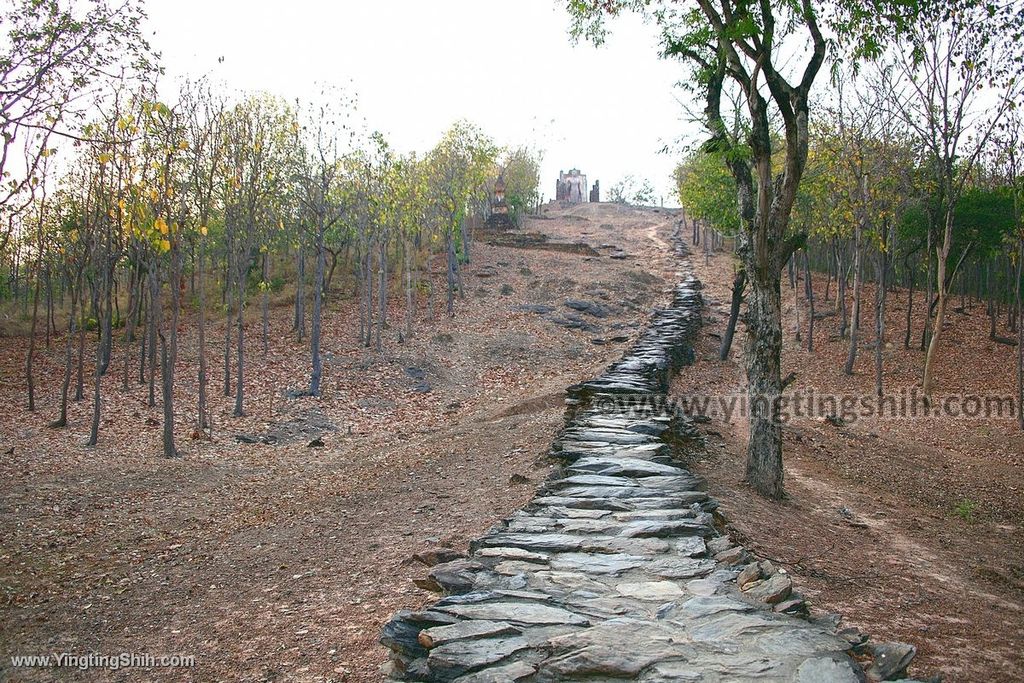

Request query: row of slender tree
[
  {"left": 1, "top": 2, "right": 541, "bottom": 458},
  {"left": 675, "top": 67, "right": 1024, "bottom": 431},
  {"left": 570, "top": 0, "right": 1024, "bottom": 498}
]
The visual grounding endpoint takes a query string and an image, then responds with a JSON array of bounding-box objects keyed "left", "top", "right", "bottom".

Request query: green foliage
[
  {"left": 501, "top": 146, "right": 541, "bottom": 222},
  {"left": 674, "top": 152, "right": 739, "bottom": 234},
  {"left": 608, "top": 175, "right": 656, "bottom": 206}
]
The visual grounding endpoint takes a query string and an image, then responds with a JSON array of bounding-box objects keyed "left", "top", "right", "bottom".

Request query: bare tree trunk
[
  {"left": 844, "top": 230, "right": 863, "bottom": 375},
  {"left": 921, "top": 218, "right": 934, "bottom": 352},
  {"left": 121, "top": 262, "right": 140, "bottom": 391},
  {"left": 261, "top": 252, "right": 269, "bottom": 356},
  {"left": 234, "top": 255, "right": 246, "bottom": 417},
  {"left": 904, "top": 262, "right": 915, "bottom": 349},
  {"left": 923, "top": 211, "right": 954, "bottom": 398},
  {"left": 837, "top": 241, "right": 849, "bottom": 337},
  {"left": 804, "top": 251, "right": 814, "bottom": 352},
  {"left": 376, "top": 236, "right": 387, "bottom": 352},
  {"left": 44, "top": 266, "right": 52, "bottom": 350},
  {"left": 87, "top": 266, "right": 108, "bottom": 447},
  {"left": 162, "top": 241, "right": 181, "bottom": 458},
  {"left": 362, "top": 243, "right": 374, "bottom": 346},
  {"left": 223, "top": 255, "right": 233, "bottom": 397},
  {"left": 744, "top": 272, "right": 784, "bottom": 499},
  {"left": 51, "top": 293, "right": 77, "bottom": 428},
  {"left": 75, "top": 295, "right": 86, "bottom": 401},
  {"left": 147, "top": 268, "right": 157, "bottom": 408},
  {"left": 309, "top": 221, "right": 326, "bottom": 396},
  {"left": 197, "top": 237, "right": 209, "bottom": 430},
  {"left": 26, "top": 263, "right": 41, "bottom": 411},
  {"left": 720, "top": 268, "right": 746, "bottom": 361},
  {"left": 294, "top": 243, "right": 306, "bottom": 342},
  {"left": 875, "top": 228, "right": 889, "bottom": 399},
  {"left": 446, "top": 231, "right": 457, "bottom": 317},
  {"left": 404, "top": 234, "right": 414, "bottom": 339},
  {"left": 1017, "top": 238, "right": 1023, "bottom": 431},
  {"left": 792, "top": 257, "right": 801, "bottom": 343}
]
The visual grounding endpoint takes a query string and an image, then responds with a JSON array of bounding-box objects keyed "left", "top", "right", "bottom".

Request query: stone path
[{"left": 380, "top": 236, "right": 916, "bottom": 682}]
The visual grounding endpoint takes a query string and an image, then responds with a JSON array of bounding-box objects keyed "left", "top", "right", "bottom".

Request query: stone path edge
[{"left": 378, "top": 225, "right": 922, "bottom": 683}]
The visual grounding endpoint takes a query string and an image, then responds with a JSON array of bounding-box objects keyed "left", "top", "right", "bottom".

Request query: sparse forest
[
  {"left": 3, "top": 0, "right": 1024, "bottom": 681},
  {"left": 0, "top": 0, "right": 542, "bottom": 458}
]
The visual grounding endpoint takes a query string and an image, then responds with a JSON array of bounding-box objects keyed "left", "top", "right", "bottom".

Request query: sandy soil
[
  {"left": 674, "top": 243, "right": 1024, "bottom": 683},
  {"left": 0, "top": 203, "right": 683, "bottom": 682}
]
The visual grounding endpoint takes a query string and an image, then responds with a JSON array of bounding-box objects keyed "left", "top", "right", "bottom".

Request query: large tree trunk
[{"left": 743, "top": 271, "right": 784, "bottom": 499}]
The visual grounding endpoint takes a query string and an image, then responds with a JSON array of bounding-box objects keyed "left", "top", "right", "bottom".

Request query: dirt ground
[
  {"left": 0, "top": 203, "right": 684, "bottom": 682},
  {"left": 675, "top": 244, "right": 1024, "bottom": 683}
]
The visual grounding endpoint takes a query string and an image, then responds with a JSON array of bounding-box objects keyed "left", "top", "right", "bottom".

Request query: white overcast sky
[{"left": 145, "top": 0, "right": 701, "bottom": 204}]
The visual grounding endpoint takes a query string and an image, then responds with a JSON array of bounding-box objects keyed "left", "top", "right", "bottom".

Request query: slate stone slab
[{"left": 380, "top": 239, "right": 878, "bottom": 682}]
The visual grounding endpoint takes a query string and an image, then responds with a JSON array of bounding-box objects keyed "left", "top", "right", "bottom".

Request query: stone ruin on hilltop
[{"left": 556, "top": 168, "right": 600, "bottom": 204}]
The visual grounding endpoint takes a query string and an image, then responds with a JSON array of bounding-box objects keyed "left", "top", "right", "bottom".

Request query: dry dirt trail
[{"left": 1, "top": 203, "right": 686, "bottom": 682}]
